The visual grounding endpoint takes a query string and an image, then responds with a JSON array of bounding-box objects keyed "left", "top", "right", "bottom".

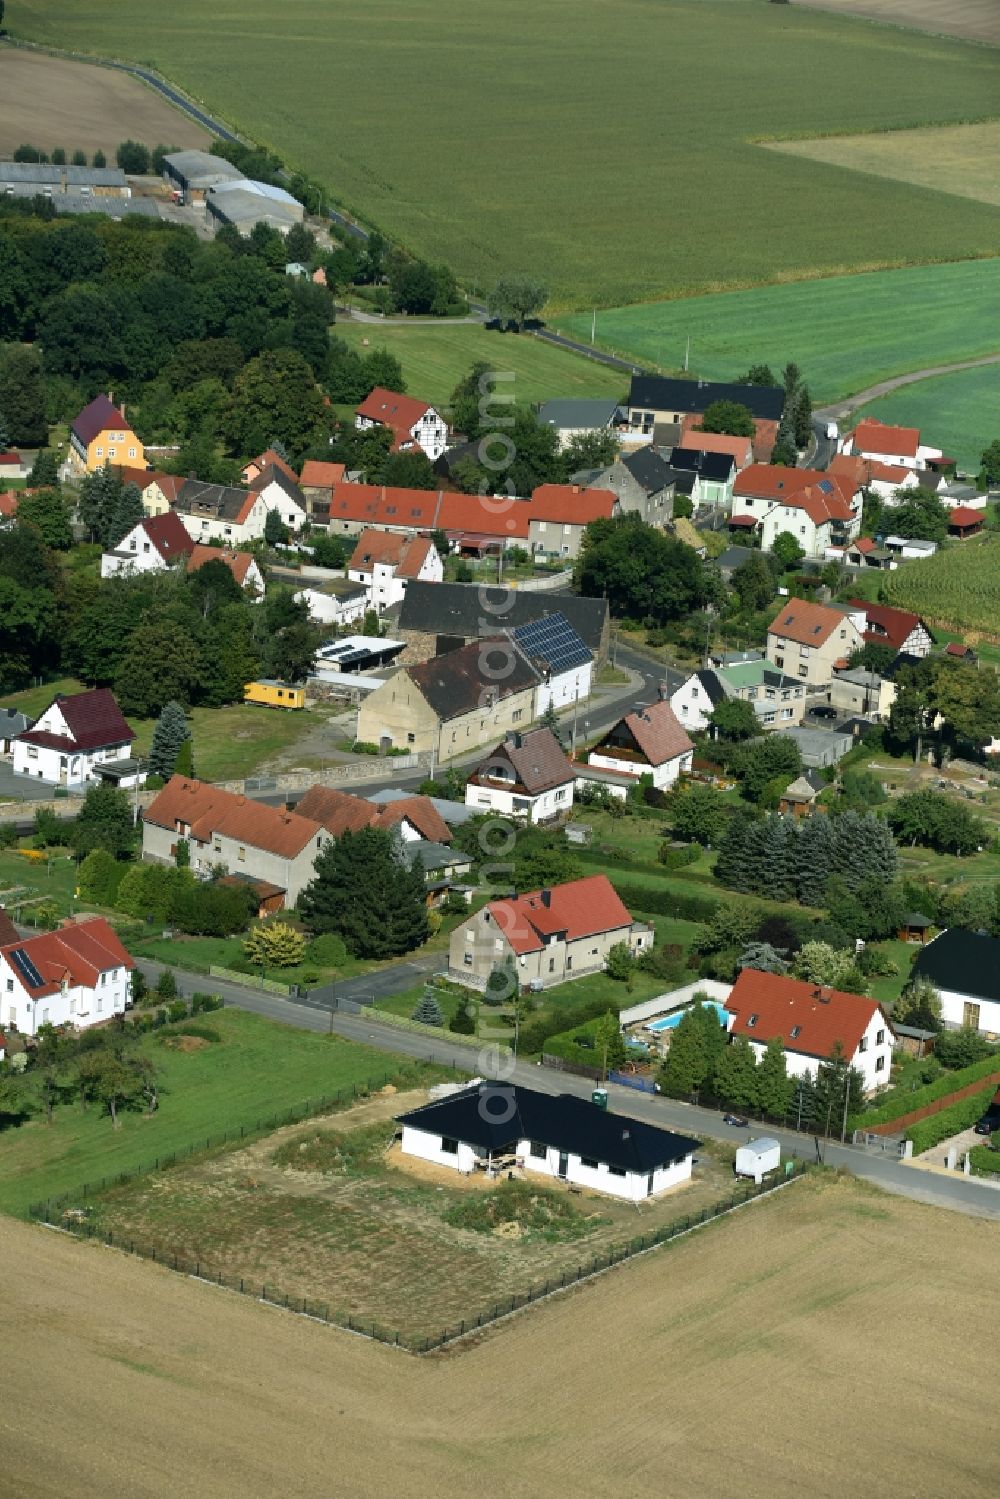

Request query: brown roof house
[
  {"left": 357, "top": 636, "right": 542, "bottom": 765},
  {"left": 296, "top": 785, "right": 452, "bottom": 845},
  {"left": 450, "top": 873, "right": 650, "bottom": 991},
  {"left": 13, "top": 688, "right": 136, "bottom": 788},
  {"left": 465, "top": 727, "right": 576, "bottom": 823},
  {"left": 347, "top": 527, "right": 443, "bottom": 613},
  {"left": 765, "top": 600, "right": 865, "bottom": 688},
  {"left": 141, "top": 777, "right": 328, "bottom": 907},
  {"left": 100, "top": 511, "right": 194, "bottom": 579},
  {"left": 576, "top": 693, "right": 694, "bottom": 799}
]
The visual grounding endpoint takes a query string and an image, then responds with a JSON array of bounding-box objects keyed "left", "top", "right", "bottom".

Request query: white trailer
[
  {"left": 825, "top": 421, "right": 839, "bottom": 441},
  {"left": 735, "top": 1137, "right": 781, "bottom": 1183}
]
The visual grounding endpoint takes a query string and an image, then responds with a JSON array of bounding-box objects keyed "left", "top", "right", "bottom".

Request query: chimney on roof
[
  {"left": 236, "top": 795, "right": 245, "bottom": 806},
  {"left": 540, "top": 888, "right": 551, "bottom": 907}
]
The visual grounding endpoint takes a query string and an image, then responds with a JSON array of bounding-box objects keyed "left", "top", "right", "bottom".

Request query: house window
[
  {"left": 42, "top": 1008, "right": 49, "bottom": 1025},
  {"left": 580, "top": 1157, "right": 599, "bottom": 1171},
  {"left": 608, "top": 1165, "right": 627, "bottom": 1178},
  {"left": 27, "top": 746, "right": 38, "bottom": 760},
  {"left": 440, "top": 1137, "right": 459, "bottom": 1155},
  {"left": 548, "top": 957, "right": 555, "bottom": 973},
  {"left": 95, "top": 447, "right": 104, "bottom": 457},
  {"left": 747, "top": 1014, "right": 758, "bottom": 1028},
  {"left": 875, "top": 1055, "right": 886, "bottom": 1072},
  {"left": 100, "top": 973, "right": 106, "bottom": 986},
  {"left": 407, "top": 733, "right": 415, "bottom": 744},
  {"left": 463, "top": 952, "right": 472, "bottom": 966},
  {"left": 775, "top": 656, "right": 784, "bottom": 669},
  {"left": 529, "top": 1140, "right": 547, "bottom": 1160},
  {"left": 876, "top": 1028, "right": 885, "bottom": 1045},
  {"left": 96, "top": 996, "right": 102, "bottom": 1013},
  {"left": 128, "top": 447, "right": 136, "bottom": 459},
  {"left": 238, "top": 846, "right": 246, "bottom": 862},
  {"left": 858, "top": 1037, "right": 868, "bottom": 1052},
  {"left": 512, "top": 710, "right": 523, "bottom": 722},
  {"left": 5, "top": 980, "right": 11, "bottom": 993},
  {"left": 798, "top": 666, "right": 808, "bottom": 678},
  {"left": 790, "top": 1025, "right": 801, "bottom": 1038}
]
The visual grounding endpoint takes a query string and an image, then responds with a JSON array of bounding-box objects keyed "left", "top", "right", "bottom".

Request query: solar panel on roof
[
  {"left": 514, "top": 614, "right": 591, "bottom": 675},
  {"left": 10, "top": 947, "right": 44, "bottom": 989},
  {"left": 818, "top": 480, "right": 833, "bottom": 493}
]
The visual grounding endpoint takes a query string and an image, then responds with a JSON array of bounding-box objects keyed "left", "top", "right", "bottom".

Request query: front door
[
  {"left": 557, "top": 1152, "right": 569, "bottom": 1179},
  {"left": 963, "top": 1001, "right": 981, "bottom": 1030}
]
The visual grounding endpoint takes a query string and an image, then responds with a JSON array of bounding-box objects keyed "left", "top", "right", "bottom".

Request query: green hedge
[
  {"left": 850, "top": 1053, "right": 1000, "bottom": 1133},
  {"left": 905, "top": 1086, "right": 997, "bottom": 1155},
  {"left": 968, "top": 1144, "right": 1000, "bottom": 1177},
  {"left": 610, "top": 881, "right": 721, "bottom": 923}
]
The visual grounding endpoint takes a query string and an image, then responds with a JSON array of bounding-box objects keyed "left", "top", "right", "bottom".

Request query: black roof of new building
[
  {"left": 695, "top": 670, "right": 727, "bottom": 707},
  {"left": 397, "top": 1082, "right": 701, "bottom": 1173},
  {"left": 622, "top": 447, "right": 677, "bottom": 496},
  {"left": 912, "top": 929, "right": 1000, "bottom": 1003},
  {"left": 628, "top": 375, "right": 785, "bottom": 422},
  {"left": 398, "top": 581, "right": 608, "bottom": 655},
  {"left": 669, "top": 448, "right": 736, "bottom": 482}
]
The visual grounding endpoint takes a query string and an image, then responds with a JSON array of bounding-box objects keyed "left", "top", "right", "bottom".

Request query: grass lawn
[
  {"left": 0, "top": 845, "right": 81, "bottom": 923},
  {"left": 559, "top": 259, "right": 1000, "bottom": 403},
  {"left": 855, "top": 361, "right": 1000, "bottom": 475},
  {"left": 866, "top": 940, "right": 921, "bottom": 1007},
  {"left": 0, "top": 1008, "right": 436, "bottom": 1217},
  {"left": 0, "top": 677, "right": 85, "bottom": 721},
  {"left": 334, "top": 322, "right": 627, "bottom": 409},
  {"left": 13, "top": 3, "right": 1000, "bottom": 306}
]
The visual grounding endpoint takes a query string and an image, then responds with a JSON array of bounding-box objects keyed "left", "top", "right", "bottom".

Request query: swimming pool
[{"left": 645, "top": 1002, "right": 730, "bottom": 1034}]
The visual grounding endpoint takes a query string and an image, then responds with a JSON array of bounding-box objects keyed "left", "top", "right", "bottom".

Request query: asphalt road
[{"left": 134, "top": 954, "right": 1000, "bottom": 1220}]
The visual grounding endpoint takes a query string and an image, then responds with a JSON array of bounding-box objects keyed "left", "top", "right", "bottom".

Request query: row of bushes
[
  {"left": 850, "top": 1052, "right": 1000, "bottom": 1133},
  {"left": 968, "top": 1144, "right": 1000, "bottom": 1177},
  {"left": 905, "top": 1086, "right": 997, "bottom": 1155},
  {"left": 610, "top": 881, "right": 721, "bottom": 924}
]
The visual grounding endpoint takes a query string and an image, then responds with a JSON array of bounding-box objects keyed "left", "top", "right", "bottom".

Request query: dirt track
[
  {"left": 0, "top": 48, "right": 210, "bottom": 158},
  {"left": 1, "top": 1174, "right": 997, "bottom": 1499},
  {"left": 797, "top": 0, "right": 1000, "bottom": 46}
]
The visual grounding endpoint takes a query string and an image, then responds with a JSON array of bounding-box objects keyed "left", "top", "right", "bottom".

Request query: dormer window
[
  {"left": 790, "top": 1025, "right": 801, "bottom": 1038},
  {"left": 746, "top": 1014, "right": 758, "bottom": 1028}
]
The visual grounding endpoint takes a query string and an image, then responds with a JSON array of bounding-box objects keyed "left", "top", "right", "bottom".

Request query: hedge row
[
  {"left": 610, "top": 881, "right": 720, "bottom": 924},
  {"left": 968, "top": 1144, "right": 1000, "bottom": 1177},
  {"left": 850, "top": 1053, "right": 1000, "bottom": 1133},
  {"left": 905, "top": 1086, "right": 997, "bottom": 1155}
]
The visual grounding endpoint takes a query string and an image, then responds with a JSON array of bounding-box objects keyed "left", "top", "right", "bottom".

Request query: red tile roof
[
  {"left": 598, "top": 699, "right": 693, "bottom": 769},
  {"left": 186, "top": 544, "right": 259, "bottom": 587},
  {"left": 0, "top": 451, "right": 21, "bottom": 466},
  {"left": 141, "top": 511, "right": 194, "bottom": 562},
  {"left": 945, "top": 641, "right": 973, "bottom": 657},
  {"left": 678, "top": 420, "right": 752, "bottom": 469},
  {"left": 144, "top": 777, "right": 322, "bottom": 859},
  {"left": 350, "top": 527, "right": 433, "bottom": 577},
  {"left": 725, "top": 968, "right": 888, "bottom": 1061},
  {"left": 329, "top": 482, "right": 445, "bottom": 531},
  {"left": 849, "top": 601, "right": 924, "bottom": 651},
  {"left": 72, "top": 393, "right": 132, "bottom": 447},
  {"left": 768, "top": 599, "right": 853, "bottom": 648},
  {"left": 0, "top": 491, "right": 20, "bottom": 518},
  {"left": 852, "top": 536, "right": 877, "bottom": 554},
  {"left": 295, "top": 785, "right": 452, "bottom": 844},
  {"left": 734, "top": 464, "right": 857, "bottom": 525},
  {"left": 0, "top": 917, "right": 134, "bottom": 998},
  {"left": 244, "top": 449, "right": 297, "bottom": 484},
  {"left": 437, "top": 490, "right": 531, "bottom": 539},
  {"left": 114, "top": 466, "right": 185, "bottom": 502},
  {"left": 528, "top": 484, "right": 617, "bottom": 524},
  {"left": 487, "top": 874, "right": 634, "bottom": 954},
  {"left": 356, "top": 387, "right": 434, "bottom": 437},
  {"left": 851, "top": 418, "right": 920, "bottom": 460},
  {"left": 16, "top": 688, "right": 134, "bottom": 754},
  {"left": 728, "top": 513, "right": 758, "bottom": 529},
  {"left": 299, "top": 460, "right": 347, "bottom": 489},
  {"left": 948, "top": 506, "right": 984, "bottom": 529}
]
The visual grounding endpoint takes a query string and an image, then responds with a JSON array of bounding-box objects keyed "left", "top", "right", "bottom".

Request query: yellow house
[
  {"left": 244, "top": 680, "right": 306, "bottom": 710},
  {"left": 69, "top": 393, "right": 147, "bottom": 474}
]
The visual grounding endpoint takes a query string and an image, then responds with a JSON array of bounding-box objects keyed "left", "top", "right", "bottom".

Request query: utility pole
[
  {"left": 684, "top": 335, "right": 690, "bottom": 372},
  {"left": 591, "top": 308, "right": 596, "bottom": 347},
  {"left": 571, "top": 688, "right": 579, "bottom": 753},
  {"left": 840, "top": 1068, "right": 852, "bottom": 1143}
]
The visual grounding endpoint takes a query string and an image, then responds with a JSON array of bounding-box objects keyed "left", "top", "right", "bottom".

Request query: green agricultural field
[
  {"left": 559, "top": 260, "right": 1000, "bottom": 403},
  {"left": 334, "top": 322, "right": 627, "bottom": 410},
  {"left": 0, "top": 1009, "right": 433, "bottom": 1216},
  {"left": 11, "top": 2, "right": 1000, "bottom": 306},
  {"left": 855, "top": 362, "right": 1000, "bottom": 474},
  {"left": 882, "top": 536, "right": 1000, "bottom": 637}
]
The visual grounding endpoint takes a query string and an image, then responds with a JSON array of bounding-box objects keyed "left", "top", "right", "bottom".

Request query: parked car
[
  {"left": 974, "top": 1113, "right": 1000, "bottom": 1137},
  {"left": 723, "top": 1114, "right": 749, "bottom": 1128},
  {"left": 809, "top": 704, "right": 838, "bottom": 720}
]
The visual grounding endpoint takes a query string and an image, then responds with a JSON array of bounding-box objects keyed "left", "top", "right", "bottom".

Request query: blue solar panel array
[
  {"left": 10, "top": 947, "right": 44, "bottom": 989},
  {"left": 514, "top": 613, "right": 592, "bottom": 675}
]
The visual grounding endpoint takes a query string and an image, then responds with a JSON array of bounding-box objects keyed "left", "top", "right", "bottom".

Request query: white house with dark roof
[
  {"left": 912, "top": 929, "right": 1000, "bottom": 1037},
  {"left": 537, "top": 398, "right": 623, "bottom": 451},
  {"left": 465, "top": 727, "right": 576, "bottom": 822},
  {"left": 397, "top": 1081, "right": 700, "bottom": 1201},
  {"left": 100, "top": 511, "right": 194, "bottom": 578},
  {"left": 577, "top": 693, "right": 693, "bottom": 797},
  {"left": 13, "top": 689, "right": 135, "bottom": 787}
]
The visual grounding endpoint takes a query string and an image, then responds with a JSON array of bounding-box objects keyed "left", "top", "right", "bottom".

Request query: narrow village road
[{"left": 815, "top": 351, "right": 1000, "bottom": 421}]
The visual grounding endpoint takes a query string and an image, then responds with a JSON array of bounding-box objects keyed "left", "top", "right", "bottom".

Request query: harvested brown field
[
  {"left": 84, "top": 1091, "right": 740, "bottom": 1344},
  {"left": 2, "top": 1174, "right": 996, "bottom": 1498},
  {"left": 0, "top": 47, "right": 210, "bottom": 159},
  {"left": 797, "top": 0, "right": 1000, "bottom": 47},
  {"left": 767, "top": 121, "right": 1000, "bottom": 208}
]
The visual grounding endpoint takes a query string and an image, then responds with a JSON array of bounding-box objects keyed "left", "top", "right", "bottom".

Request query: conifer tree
[
  {"left": 148, "top": 701, "right": 191, "bottom": 779},
  {"left": 714, "top": 812, "right": 758, "bottom": 892},
  {"left": 793, "top": 812, "right": 836, "bottom": 906},
  {"left": 755, "top": 1037, "right": 794, "bottom": 1120},
  {"left": 757, "top": 815, "right": 794, "bottom": 901},
  {"left": 412, "top": 989, "right": 444, "bottom": 1027},
  {"left": 299, "top": 828, "right": 429, "bottom": 958},
  {"left": 713, "top": 1034, "right": 758, "bottom": 1110}
]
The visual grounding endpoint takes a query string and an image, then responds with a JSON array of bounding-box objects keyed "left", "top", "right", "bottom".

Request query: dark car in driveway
[
  {"left": 974, "top": 1112, "right": 1000, "bottom": 1137},
  {"left": 809, "top": 704, "right": 838, "bottom": 721}
]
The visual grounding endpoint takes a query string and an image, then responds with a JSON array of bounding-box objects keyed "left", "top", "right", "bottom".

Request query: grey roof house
[
  {"left": 537, "top": 398, "right": 624, "bottom": 451},
  {"left": 581, "top": 448, "right": 676, "bottom": 524}
]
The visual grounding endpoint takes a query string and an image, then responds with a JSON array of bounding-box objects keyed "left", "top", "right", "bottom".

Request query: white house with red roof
[
  {"left": 0, "top": 917, "right": 135, "bottom": 1035},
  {"left": 450, "top": 873, "right": 650, "bottom": 990},
  {"left": 355, "top": 387, "right": 449, "bottom": 462},
  {"left": 577, "top": 693, "right": 694, "bottom": 797},
  {"left": 347, "top": 527, "right": 443, "bottom": 613},
  {"left": 731, "top": 465, "right": 861, "bottom": 559},
  {"left": 0, "top": 451, "right": 24, "bottom": 482},
  {"left": 13, "top": 688, "right": 135, "bottom": 787},
  {"left": 724, "top": 968, "right": 895, "bottom": 1094},
  {"left": 240, "top": 448, "right": 298, "bottom": 486},
  {"left": 186, "top": 544, "right": 264, "bottom": 595},
  {"left": 174, "top": 469, "right": 305, "bottom": 544},
  {"left": 465, "top": 727, "right": 576, "bottom": 823},
  {"left": 100, "top": 511, "right": 194, "bottom": 579},
  {"left": 842, "top": 418, "right": 942, "bottom": 473},
  {"left": 849, "top": 601, "right": 934, "bottom": 659},
  {"left": 828, "top": 452, "right": 920, "bottom": 504}
]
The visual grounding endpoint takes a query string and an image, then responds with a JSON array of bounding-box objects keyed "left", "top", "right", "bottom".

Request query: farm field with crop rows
[
  {"left": 882, "top": 537, "right": 1000, "bottom": 638},
  {"left": 558, "top": 260, "right": 1000, "bottom": 404},
  {"left": 10, "top": 1, "right": 1000, "bottom": 306}
]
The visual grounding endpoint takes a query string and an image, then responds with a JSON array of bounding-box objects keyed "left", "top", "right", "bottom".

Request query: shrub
[
  {"left": 305, "top": 933, "right": 348, "bottom": 967},
  {"left": 610, "top": 881, "right": 720, "bottom": 922},
  {"left": 484, "top": 965, "right": 517, "bottom": 1007},
  {"left": 155, "top": 969, "right": 178, "bottom": 1000},
  {"left": 656, "top": 842, "right": 701, "bottom": 870},
  {"left": 166, "top": 999, "right": 188, "bottom": 1023},
  {"left": 905, "top": 1087, "right": 998, "bottom": 1155},
  {"left": 190, "top": 991, "right": 224, "bottom": 1013},
  {"left": 850, "top": 1054, "right": 1000, "bottom": 1132}
]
